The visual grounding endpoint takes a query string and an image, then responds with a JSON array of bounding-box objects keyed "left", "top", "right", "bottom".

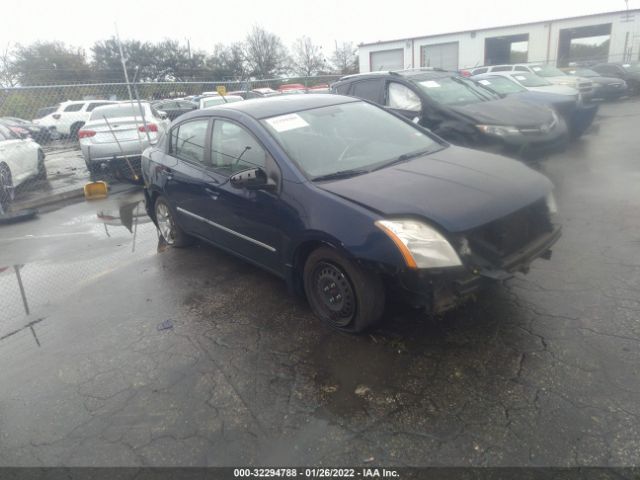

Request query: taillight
[
  {"left": 78, "top": 130, "right": 96, "bottom": 139},
  {"left": 138, "top": 123, "right": 158, "bottom": 132},
  {"left": 53, "top": 114, "right": 61, "bottom": 120}
]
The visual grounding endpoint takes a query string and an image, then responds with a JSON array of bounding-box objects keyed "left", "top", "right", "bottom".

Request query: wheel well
[
  {"left": 0, "top": 162, "right": 12, "bottom": 182},
  {"left": 145, "top": 189, "right": 161, "bottom": 224},
  {"left": 291, "top": 240, "right": 334, "bottom": 296}
]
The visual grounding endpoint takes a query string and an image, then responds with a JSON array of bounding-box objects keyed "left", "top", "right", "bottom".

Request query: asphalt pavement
[{"left": 0, "top": 98, "right": 639, "bottom": 467}]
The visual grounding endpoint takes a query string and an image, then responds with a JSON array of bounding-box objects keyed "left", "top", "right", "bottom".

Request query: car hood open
[
  {"left": 449, "top": 97, "right": 553, "bottom": 128},
  {"left": 316, "top": 146, "right": 552, "bottom": 233}
]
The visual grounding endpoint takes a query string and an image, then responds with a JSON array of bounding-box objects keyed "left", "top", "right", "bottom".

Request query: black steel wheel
[{"left": 303, "top": 246, "right": 385, "bottom": 333}]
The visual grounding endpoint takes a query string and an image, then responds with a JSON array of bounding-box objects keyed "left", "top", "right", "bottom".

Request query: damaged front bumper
[{"left": 393, "top": 226, "right": 562, "bottom": 315}]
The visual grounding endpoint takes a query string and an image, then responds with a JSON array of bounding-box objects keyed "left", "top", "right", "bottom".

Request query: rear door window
[
  {"left": 350, "top": 79, "right": 384, "bottom": 104},
  {"left": 171, "top": 119, "right": 210, "bottom": 165},
  {"left": 63, "top": 103, "right": 83, "bottom": 112}
]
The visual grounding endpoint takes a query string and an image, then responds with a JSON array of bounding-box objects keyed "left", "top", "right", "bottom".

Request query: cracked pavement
[{"left": 0, "top": 99, "right": 639, "bottom": 467}]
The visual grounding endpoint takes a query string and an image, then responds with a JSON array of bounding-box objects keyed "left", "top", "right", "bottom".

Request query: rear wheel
[
  {"left": 154, "top": 195, "right": 193, "bottom": 247},
  {"left": 36, "top": 150, "right": 47, "bottom": 180},
  {"left": 70, "top": 122, "right": 84, "bottom": 140},
  {"left": 303, "top": 246, "right": 385, "bottom": 333},
  {"left": 0, "top": 164, "right": 14, "bottom": 214}
]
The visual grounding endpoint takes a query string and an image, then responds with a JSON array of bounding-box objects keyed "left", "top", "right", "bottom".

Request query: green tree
[
  {"left": 207, "top": 42, "right": 248, "bottom": 81},
  {"left": 12, "top": 41, "right": 92, "bottom": 85}
]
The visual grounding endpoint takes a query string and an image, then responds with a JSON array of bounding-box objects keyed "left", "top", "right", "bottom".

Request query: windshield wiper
[
  {"left": 372, "top": 148, "right": 435, "bottom": 171},
  {"left": 312, "top": 169, "right": 370, "bottom": 182}
]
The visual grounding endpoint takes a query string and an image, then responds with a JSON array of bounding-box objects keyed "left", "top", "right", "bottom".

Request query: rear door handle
[
  {"left": 204, "top": 187, "right": 219, "bottom": 199},
  {"left": 161, "top": 168, "right": 173, "bottom": 181}
]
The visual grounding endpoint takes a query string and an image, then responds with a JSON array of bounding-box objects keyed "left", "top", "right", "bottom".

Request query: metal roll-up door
[
  {"left": 370, "top": 49, "right": 404, "bottom": 71},
  {"left": 421, "top": 42, "right": 459, "bottom": 71}
]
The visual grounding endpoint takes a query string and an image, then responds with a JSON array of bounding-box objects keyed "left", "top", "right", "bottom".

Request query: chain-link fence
[{"left": 0, "top": 75, "right": 343, "bottom": 214}]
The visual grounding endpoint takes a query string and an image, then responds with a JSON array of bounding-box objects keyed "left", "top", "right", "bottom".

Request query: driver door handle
[{"left": 161, "top": 168, "right": 173, "bottom": 181}]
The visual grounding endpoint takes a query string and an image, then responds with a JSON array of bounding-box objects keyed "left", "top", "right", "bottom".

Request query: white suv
[
  {"left": 469, "top": 64, "right": 594, "bottom": 98},
  {"left": 33, "top": 100, "right": 118, "bottom": 138}
]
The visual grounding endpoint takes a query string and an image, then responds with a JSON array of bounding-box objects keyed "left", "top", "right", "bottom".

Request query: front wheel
[
  {"left": 303, "top": 246, "right": 385, "bottom": 333},
  {"left": 154, "top": 196, "right": 193, "bottom": 247}
]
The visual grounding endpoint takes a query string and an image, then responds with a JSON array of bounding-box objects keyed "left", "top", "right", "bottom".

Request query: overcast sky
[{"left": 1, "top": 0, "right": 638, "bottom": 57}]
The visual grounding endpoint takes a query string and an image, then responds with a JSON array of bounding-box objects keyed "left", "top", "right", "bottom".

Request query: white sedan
[{"left": 0, "top": 123, "right": 45, "bottom": 214}]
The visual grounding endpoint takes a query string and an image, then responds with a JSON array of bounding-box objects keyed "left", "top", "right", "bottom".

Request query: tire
[
  {"left": 154, "top": 195, "right": 193, "bottom": 247},
  {"left": 70, "top": 122, "right": 84, "bottom": 139},
  {"left": 0, "top": 163, "right": 14, "bottom": 215},
  {"left": 303, "top": 246, "right": 385, "bottom": 333},
  {"left": 36, "top": 150, "right": 47, "bottom": 180}
]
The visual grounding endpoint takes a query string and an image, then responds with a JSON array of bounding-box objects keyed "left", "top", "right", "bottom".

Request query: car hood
[
  {"left": 510, "top": 91, "right": 577, "bottom": 108},
  {"left": 449, "top": 97, "right": 553, "bottom": 128},
  {"left": 317, "top": 146, "right": 552, "bottom": 233}
]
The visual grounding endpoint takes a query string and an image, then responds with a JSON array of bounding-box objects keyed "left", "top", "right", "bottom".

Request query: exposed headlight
[
  {"left": 376, "top": 219, "right": 462, "bottom": 269},
  {"left": 556, "top": 80, "right": 577, "bottom": 87},
  {"left": 476, "top": 124, "right": 520, "bottom": 136},
  {"left": 546, "top": 191, "right": 558, "bottom": 215}
]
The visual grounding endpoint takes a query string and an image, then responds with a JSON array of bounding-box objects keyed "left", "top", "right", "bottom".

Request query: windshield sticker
[
  {"left": 422, "top": 81, "right": 441, "bottom": 88},
  {"left": 532, "top": 67, "right": 541, "bottom": 71},
  {"left": 514, "top": 75, "right": 527, "bottom": 80},
  {"left": 478, "top": 79, "right": 491, "bottom": 85},
  {"left": 265, "top": 113, "right": 309, "bottom": 132},
  {"left": 623, "top": 64, "right": 631, "bottom": 68}
]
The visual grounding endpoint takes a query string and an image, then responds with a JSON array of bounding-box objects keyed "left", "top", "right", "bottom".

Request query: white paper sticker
[
  {"left": 265, "top": 113, "right": 309, "bottom": 132},
  {"left": 514, "top": 75, "right": 527, "bottom": 81},
  {"left": 623, "top": 64, "right": 631, "bottom": 68},
  {"left": 478, "top": 79, "right": 491, "bottom": 85},
  {"left": 532, "top": 67, "right": 541, "bottom": 72},
  {"left": 422, "top": 80, "right": 441, "bottom": 88}
]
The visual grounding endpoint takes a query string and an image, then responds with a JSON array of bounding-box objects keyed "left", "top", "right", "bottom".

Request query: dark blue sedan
[{"left": 141, "top": 94, "right": 561, "bottom": 333}]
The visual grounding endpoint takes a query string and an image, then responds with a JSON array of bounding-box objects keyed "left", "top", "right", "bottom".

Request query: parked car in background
[
  {"left": 469, "top": 64, "right": 594, "bottom": 99},
  {"left": 227, "top": 90, "right": 263, "bottom": 100},
  {"left": 278, "top": 83, "right": 307, "bottom": 94},
  {"left": 563, "top": 68, "right": 628, "bottom": 100},
  {"left": 0, "top": 117, "right": 59, "bottom": 144},
  {"left": 591, "top": 63, "right": 640, "bottom": 94},
  {"left": 78, "top": 102, "right": 169, "bottom": 180},
  {"left": 152, "top": 99, "right": 198, "bottom": 120},
  {"left": 199, "top": 95, "right": 244, "bottom": 109},
  {"left": 142, "top": 94, "right": 561, "bottom": 333},
  {"left": 470, "top": 74, "right": 598, "bottom": 138},
  {"left": 332, "top": 70, "right": 569, "bottom": 160},
  {"left": 251, "top": 88, "right": 281, "bottom": 97},
  {"left": 33, "top": 100, "right": 118, "bottom": 137},
  {"left": 471, "top": 71, "right": 580, "bottom": 97},
  {"left": 0, "top": 123, "right": 46, "bottom": 214}
]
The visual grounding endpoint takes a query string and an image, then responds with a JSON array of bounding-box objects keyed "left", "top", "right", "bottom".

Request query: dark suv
[{"left": 331, "top": 70, "right": 569, "bottom": 160}]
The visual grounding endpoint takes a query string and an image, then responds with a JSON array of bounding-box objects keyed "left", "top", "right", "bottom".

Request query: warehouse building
[{"left": 358, "top": 9, "right": 640, "bottom": 72}]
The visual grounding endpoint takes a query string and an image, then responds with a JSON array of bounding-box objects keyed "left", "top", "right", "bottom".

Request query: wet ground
[{"left": 0, "top": 98, "right": 639, "bottom": 467}]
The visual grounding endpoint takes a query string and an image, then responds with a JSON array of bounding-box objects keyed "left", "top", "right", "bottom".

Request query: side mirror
[
  {"left": 158, "top": 110, "right": 168, "bottom": 120},
  {"left": 229, "top": 168, "right": 274, "bottom": 191}
]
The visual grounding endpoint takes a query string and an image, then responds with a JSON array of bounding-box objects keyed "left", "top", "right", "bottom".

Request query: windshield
[
  {"left": 510, "top": 72, "right": 553, "bottom": 87},
  {"left": 90, "top": 104, "right": 149, "bottom": 120},
  {"left": 261, "top": 101, "right": 441, "bottom": 179},
  {"left": 623, "top": 63, "right": 640, "bottom": 73},
  {"left": 415, "top": 76, "right": 497, "bottom": 106},
  {"left": 530, "top": 65, "right": 566, "bottom": 77},
  {"left": 475, "top": 76, "right": 527, "bottom": 94}
]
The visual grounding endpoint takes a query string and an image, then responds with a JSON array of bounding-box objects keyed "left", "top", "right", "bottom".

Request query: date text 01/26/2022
[{"left": 233, "top": 468, "right": 400, "bottom": 478}]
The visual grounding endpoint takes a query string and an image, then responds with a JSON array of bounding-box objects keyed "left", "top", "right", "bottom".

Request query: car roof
[
  {"left": 181, "top": 94, "right": 359, "bottom": 120},
  {"left": 338, "top": 69, "right": 452, "bottom": 83}
]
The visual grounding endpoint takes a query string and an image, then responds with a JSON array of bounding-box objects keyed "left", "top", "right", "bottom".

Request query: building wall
[{"left": 358, "top": 10, "right": 640, "bottom": 72}]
